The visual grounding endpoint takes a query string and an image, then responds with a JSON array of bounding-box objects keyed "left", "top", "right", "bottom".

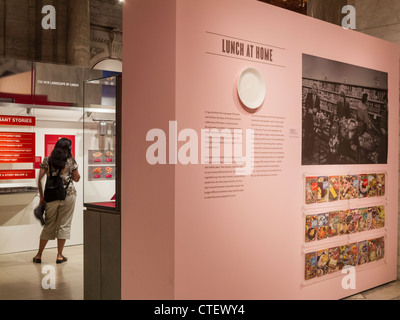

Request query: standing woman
[
  {"left": 33, "top": 138, "right": 80, "bottom": 264},
  {"left": 357, "top": 93, "right": 372, "bottom": 133},
  {"left": 303, "top": 83, "right": 320, "bottom": 161}
]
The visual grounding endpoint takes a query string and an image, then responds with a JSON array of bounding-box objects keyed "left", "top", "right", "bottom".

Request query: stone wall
[
  {"left": 0, "top": 0, "right": 5, "bottom": 57},
  {"left": 3, "top": 0, "right": 32, "bottom": 61},
  {"left": 0, "top": 0, "right": 122, "bottom": 67},
  {"left": 307, "top": 0, "right": 348, "bottom": 26},
  {"left": 89, "top": 0, "right": 122, "bottom": 68}
]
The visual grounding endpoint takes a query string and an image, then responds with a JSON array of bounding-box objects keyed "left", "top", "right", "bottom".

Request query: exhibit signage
[
  {"left": 0, "top": 58, "right": 103, "bottom": 107},
  {"left": 0, "top": 132, "right": 35, "bottom": 163},
  {"left": 206, "top": 31, "right": 286, "bottom": 68},
  {"left": 0, "top": 116, "right": 35, "bottom": 127},
  {"left": 34, "top": 156, "right": 42, "bottom": 169},
  {"left": 0, "top": 170, "right": 35, "bottom": 180},
  {"left": 122, "top": 0, "right": 399, "bottom": 300},
  {"left": 44, "top": 134, "right": 75, "bottom": 158},
  {"left": 35, "top": 62, "right": 103, "bottom": 107}
]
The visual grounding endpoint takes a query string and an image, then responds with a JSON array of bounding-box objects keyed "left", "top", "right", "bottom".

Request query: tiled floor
[{"left": 0, "top": 245, "right": 399, "bottom": 300}]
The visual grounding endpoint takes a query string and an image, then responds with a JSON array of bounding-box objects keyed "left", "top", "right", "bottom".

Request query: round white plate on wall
[{"left": 237, "top": 67, "right": 266, "bottom": 110}]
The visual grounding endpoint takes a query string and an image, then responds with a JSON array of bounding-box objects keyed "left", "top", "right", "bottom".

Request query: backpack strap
[
  {"left": 49, "top": 158, "right": 71, "bottom": 190},
  {"left": 48, "top": 159, "right": 61, "bottom": 176},
  {"left": 65, "top": 176, "right": 71, "bottom": 190}
]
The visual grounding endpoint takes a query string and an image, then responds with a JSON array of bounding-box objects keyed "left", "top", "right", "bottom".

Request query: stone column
[
  {"left": 67, "top": 0, "right": 90, "bottom": 66},
  {"left": 0, "top": 0, "right": 5, "bottom": 57},
  {"left": 4, "top": 0, "right": 30, "bottom": 59},
  {"left": 307, "top": 0, "right": 348, "bottom": 27}
]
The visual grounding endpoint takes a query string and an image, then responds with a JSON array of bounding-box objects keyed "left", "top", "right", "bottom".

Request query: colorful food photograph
[
  {"left": 340, "top": 174, "right": 358, "bottom": 200},
  {"left": 369, "top": 206, "right": 378, "bottom": 230},
  {"left": 328, "top": 175, "right": 340, "bottom": 202},
  {"left": 358, "top": 240, "right": 368, "bottom": 265},
  {"left": 347, "top": 209, "right": 360, "bottom": 234},
  {"left": 338, "top": 210, "right": 349, "bottom": 235},
  {"left": 317, "top": 249, "right": 329, "bottom": 277},
  {"left": 368, "top": 239, "right": 377, "bottom": 262},
  {"left": 317, "top": 176, "right": 329, "bottom": 203},
  {"left": 338, "top": 245, "right": 346, "bottom": 271},
  {"left": 376, "top": 173, "right": 385, "bottom": 197},
  {"left": 317, "top": 213, "right": 329, "bottom": 240},
  {"left": 305, "top": 215, "right": 318, "bottom": 242},
  {"left": 376, "top": 237, "right": 385, "bottom": 261},
  {"left": 92, "top": 152, "right": 103, "bottom": 158},
  {"left": 93, "top": 167, "right": 102, "bottom": 174},
  {"left": 328, "top": 246, "right": 340, "bottom": 274},
  {"left": 305, "top": 252, "right": 317, "bottom": 280},
  {"left": 376, "top": 205, "right": 385, "bottom": 229},
  {"left": 365, "top": 207, "right": 374, "bottom": 231},
  {"left": 358, "top": 208, "right": 368, "bottom": 232},
  {"left": 305, "top": 176, "right": 318, "bottom": 205},
  {"left": 328, "top": 211, "right": 339, "bottom": 238},
  {"left": 368, "top": 174, "right": 377, "bottom": 197},
  {"left": 343, "top": 243, "right": 358, "bottom": 267},
  {"left": 358, "top": 174, "right": 369, "bottom": 198},
  {"left": 106, "top": 167, "right": 113, "bottom": 174}
]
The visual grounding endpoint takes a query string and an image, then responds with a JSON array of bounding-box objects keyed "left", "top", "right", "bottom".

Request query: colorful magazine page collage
[
  {"left": 305, "top": 205, "right": 385, "bottom": 243},
  {"left": 305, "top": 173, "right": 385, "bottom": 205},
  {"left": 305, "top": 237, "right": 385, "bottom": 280}
]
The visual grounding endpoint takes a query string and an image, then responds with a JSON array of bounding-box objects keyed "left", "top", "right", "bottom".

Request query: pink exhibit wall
[
  {"left": 121, "top": 0, "right": 176, "bottom": 299},
  {"left": 122, "top": 0, "right": 399, "bottom": 299}
]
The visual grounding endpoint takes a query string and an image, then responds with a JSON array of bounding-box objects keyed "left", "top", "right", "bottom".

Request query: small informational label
[
  {"left": 289, "top": 128, "right": 300, "bottom": 139},
  {"left": 34, "top": 156, "right": 42, "bottom": 169},
  {"left": 0, "top": 170, "right": 35, "bottom": 180},
  {"left": 0, "top": 132, "right": 35, "bottom": 163}
]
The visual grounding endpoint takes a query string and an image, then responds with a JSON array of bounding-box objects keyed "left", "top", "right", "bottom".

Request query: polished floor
[
  {"left": 344, "top": 280, "right": 400, "bottom": 300},
  {"left": 0, "top": 245, "right": 83, "bottom": 300},
  {"left": 0, "top": 245, "right": 399, "bottom": 300}
]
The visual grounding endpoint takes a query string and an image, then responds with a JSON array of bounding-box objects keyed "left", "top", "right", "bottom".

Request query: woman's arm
[
  {"left": 37, "top": 168, "right": 46, "bottom": 203},
  {"left": 72, "top": 169, "right": 81, "bottom": 183}
]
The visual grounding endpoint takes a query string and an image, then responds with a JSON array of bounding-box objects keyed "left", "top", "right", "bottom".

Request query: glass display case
[{"left": 83, "top": 75, "right": 121, "bottom": 212}]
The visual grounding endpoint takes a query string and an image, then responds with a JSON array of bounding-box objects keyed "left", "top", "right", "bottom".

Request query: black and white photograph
[{"left": 302, "top": 54, "right": 388, "bottom": 165}]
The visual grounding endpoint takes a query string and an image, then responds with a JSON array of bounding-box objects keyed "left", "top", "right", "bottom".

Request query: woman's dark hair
[
  {"left": 362, "top": 93, "right": 369, "bottom": 104},
  {"left": 49, "top": 138, "right": 72, "bottom": 171}
]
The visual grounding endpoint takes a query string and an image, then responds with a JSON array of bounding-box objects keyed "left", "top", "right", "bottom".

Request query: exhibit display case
[
  {"left": 83, "top": 75, "right": 121, "bottom": 212},
  {"left": 0, "top": 58, "right": 105, "bottom": 254},
  {"left": 82, "top": 75, "right": 121, "bottom": 300}
]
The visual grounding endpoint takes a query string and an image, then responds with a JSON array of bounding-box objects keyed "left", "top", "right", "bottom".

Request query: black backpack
[{"left": 44, "top": 162, "right": 70, "bottom": 203}]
